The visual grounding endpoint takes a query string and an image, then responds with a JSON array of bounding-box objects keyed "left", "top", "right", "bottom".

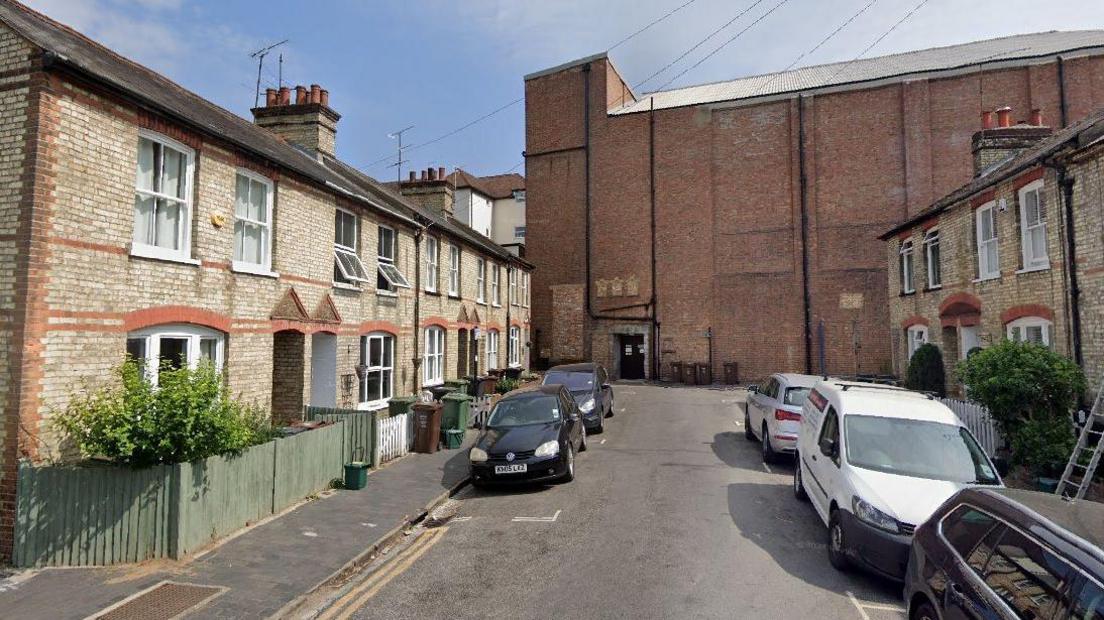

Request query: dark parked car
[
  {"left": 469, "top": 384, "right": 586, "bottom": 486},
  {"left": 905, "top": 486, "right": 1104, "bottom": 620},
  {"left": 542, "top": 363, "right": 613, "bottom": 433}
]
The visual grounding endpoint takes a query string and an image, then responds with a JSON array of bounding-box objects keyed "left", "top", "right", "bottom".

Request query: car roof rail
[{"left": 835, "top": 381, "right": 935, "bottom": 400}]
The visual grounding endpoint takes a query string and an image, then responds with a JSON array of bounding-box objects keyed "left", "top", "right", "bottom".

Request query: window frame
[
  {"left": 976, "top": 202, "right": 1000, "bottom": 280},
  {"left": 508, "top": 325, "right": 520, "bottom": 367},
  {"left": 232, "top": 168, "right": 275, "bottom": 276},
  {"left": 126, "top": 323, "right": 225, "bottom": 386},
  {"left": 375, "top": 224, "right": 410, "bottom": 293},
  {"left": 1018, "top": 180, "right": 1049, "bottom": 271},
  {"left": 359, "top": 332, "right": 395, "bottom": 410},
  {"left": 486, "top": 329, "right": 499, "bottom": 370},
  {"left": 476, "top": 258, "right": 486, "bottom": 304},
  {"left": 521, "top": 272, "right": 529, "bottom": 307},
  {"left": 491, "top": 264, "right": 501, "bottom": 307},
  {"left": 448, "top": 244, "right": 461, "bottom": 297},
  {"left": 1007, "top": 316, "right": 1053, "bottom": 347},
  {"left": 907, "top": 325, "right": 929, "bottom": 359},
  {"left": 423, "top": 326, "right": 445, "bottom": 386},
  {"left": 900, "top": 240, "right": 915, "bottom": 294},
  {"left": 924, "top": 229, "right": 941, "bottom": 289},
  {"left": 514, "top": 225, "right": 526, "bottom": 239},
  {"left": 424, "top": 236, "right": 439, "bottom": 293},
  {"left": 509, "top": 267, "right": 518, "bottom": 305},
  {"left": 132, "top": 130, "right": 196, "bottom": 264},
  {"left": 334, "top": 207, "right": 370, "bottom": 286}
]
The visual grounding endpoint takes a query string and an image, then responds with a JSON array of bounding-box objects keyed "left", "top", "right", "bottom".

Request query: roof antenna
[
  {"left": 387, "top": 125, "right": 414, "bottom": 184},
  {"left": 250, "top": 39, "right": 289, "bottom": 108}
]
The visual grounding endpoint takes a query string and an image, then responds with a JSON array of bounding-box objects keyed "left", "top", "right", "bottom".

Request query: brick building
[
  {"left": 882, "top": 104, "right": 1104, "bottom": 397},
  {"left": 523, "top": 32, "right": 1104, "bottom": 382},
  {"left": 0, "top": 1, "right": 531, "bottom": 562}
]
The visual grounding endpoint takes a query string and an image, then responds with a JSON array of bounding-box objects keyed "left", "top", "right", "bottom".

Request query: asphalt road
[{"left": 310, "top": 384, "right": 909, "bottom": 620}]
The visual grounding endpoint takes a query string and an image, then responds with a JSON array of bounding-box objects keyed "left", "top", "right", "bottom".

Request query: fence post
[{"left": 372, "top": 410, "right": 382, "bottom": 469}]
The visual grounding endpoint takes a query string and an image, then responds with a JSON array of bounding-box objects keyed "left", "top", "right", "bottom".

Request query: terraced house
[
  {"left": 0, "top": 1, "right": 531, "bottom": 562},
  {"left": 882, "top": 104, "right": 1104, "bottom": 396}
]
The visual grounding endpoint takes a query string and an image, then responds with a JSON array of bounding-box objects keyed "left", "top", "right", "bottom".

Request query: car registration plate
[{"left": 494, "top": 464, "right": 527, "bottom": 474}]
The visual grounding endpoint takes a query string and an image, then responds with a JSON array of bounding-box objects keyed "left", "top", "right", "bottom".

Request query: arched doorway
[{"left": 272, "top": 330, "right": 306, "bottom": 423}]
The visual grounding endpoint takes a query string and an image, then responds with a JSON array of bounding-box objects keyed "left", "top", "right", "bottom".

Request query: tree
[
  {"left": 906, "top": 343, "right": 946, "bottom": 397},
  {"left": 956, "top": 340, "right": 1084, "bottom": 476}
]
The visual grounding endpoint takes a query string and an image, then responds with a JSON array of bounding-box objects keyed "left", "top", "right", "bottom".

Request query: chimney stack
[
  {"left": 252, "top": 83, "right": 341, "bottom": 157},
  {"left": 396, "top": 164, "right": 455, "bottom": 217},
  {"left": 972, "top": 107, "right": 1052, "bottom": 176}
]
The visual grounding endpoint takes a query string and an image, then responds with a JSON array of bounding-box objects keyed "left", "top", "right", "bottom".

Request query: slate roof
[
  {"left": 0, "top": 0, "right": 527, "bottom": 266},
  {"left": 450, "top": 171, "right": 525, "bottom": 200},
  {"left": 611, "top": 30, "right": 1104, "bottom": 114},
  {"left": 880, "top": 106, "right": 1104, "bottom": 239}
]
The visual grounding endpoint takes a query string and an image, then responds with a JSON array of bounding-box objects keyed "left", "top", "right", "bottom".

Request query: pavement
[
  {"left": 300, "top": 384, "right": 908, "bottom": 620},
  {"left": 0, "top": 431, "right": 475, "bottom": 620}
]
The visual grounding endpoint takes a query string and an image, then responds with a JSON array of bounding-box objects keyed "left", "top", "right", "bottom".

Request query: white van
[{"left": 793, "top": 380, "right": 1002, "bottom": 580}]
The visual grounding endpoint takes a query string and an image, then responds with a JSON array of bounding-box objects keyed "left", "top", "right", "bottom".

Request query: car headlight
[
  {"left": 469, "top": 447, "right": 488, "bottom": 463},
  {"left": 579, "top": 397, "right": 595, "bottom": 413},
  {"left": 534, "top": 441, "right": 560, "bottom": 457},
  {"left": 852, "top": 496, "right": 900, "bottom": 534}
]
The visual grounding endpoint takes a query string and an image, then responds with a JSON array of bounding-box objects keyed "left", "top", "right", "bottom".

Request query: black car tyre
[
  {"left": 561, "top": 445, "right": 576, "bottom": 483},
  {"left": 579, "top": 427, "right": 588, "bottom": 452},
  {"left": 595, "top": 418, "right": 604, "bottom": 434},
  {"left": 744, "top": 408, "right": 755, "bottom": 441},
  {"left": 762, "top": 423, "right": 778, "bottom": 463},
  {"left": 605, "top": 393, "right": 615, "bottom": 418},
  {"left": 793, "top": 457, "right": 808, "bottom": 501},
  {"left": 911, "top": 600, "right": 937, "bottom": 620},
  {"left": 828, "top": 509, "right": 851, "bottom": 571}
]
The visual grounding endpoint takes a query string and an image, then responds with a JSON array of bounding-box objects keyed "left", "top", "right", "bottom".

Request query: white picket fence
[
  {"left": 940, "top": 398, "right": 1003, "bottom": 456},
  {"left": 376, "top": 412, "right": 409, "bottom": 465}
]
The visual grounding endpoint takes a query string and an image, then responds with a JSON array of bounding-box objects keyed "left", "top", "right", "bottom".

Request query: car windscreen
[
  {"left": 543, "top": 371, "right": 594, "bottom": 392},
  {"left": 784, "top": 387, "right": 811, "bottom": 407},
  {"left": 844, "top": 415, "right": 999, "bottom": 484},
  {"left": 487, "top": 395, "right": 561, "bottom": 428}
]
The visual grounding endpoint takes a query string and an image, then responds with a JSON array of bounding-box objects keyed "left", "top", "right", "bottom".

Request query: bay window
[
  {"left": 360, "top": 333, "right": 394, "bottom": 409},
  {"left": 423, "top": 326, "right": 445, "bottom": 385},
  {"left": 133, "top": 132, "right": 194, "bottom": 262},
  {"left": 1007, "top": 316, "right": 1052, "bottom": 347},
  {"left": 126, "top": 324, "right": 225, "bottom": 386}
]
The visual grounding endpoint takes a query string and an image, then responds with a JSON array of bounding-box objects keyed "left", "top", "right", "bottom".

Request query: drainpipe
[
  {"left": 797, "top": 96, "right": 814, "bottom": 374},
  {"left": 1056, "top": 165, "right": 1083, "bottom": 366},
  {"left": 413, "top": 223, "right": 432, "bottom": 392},
  {"left": 1057, "top": 56, "right": 1069, "bottom": 128},
  {"left": 649, "top": 96, "right": 659, "bottom": 379},
  {"left": 506, "top": 263, "right": 512, "bottom": 366}
]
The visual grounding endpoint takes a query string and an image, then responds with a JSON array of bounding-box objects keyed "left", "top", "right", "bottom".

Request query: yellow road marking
[{"left": 318, "top": 528, "right": 447, "bottom": 620}]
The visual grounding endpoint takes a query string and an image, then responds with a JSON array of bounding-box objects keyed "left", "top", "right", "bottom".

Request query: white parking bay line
[
  {"left": 512, "top": 509, "right": 562, "bottom": 523},
  {"left": 451, "top": 516, "right": 472, "bottom": 523},
  {"left": 761, "top": 462, "right": 773, "bottom": 474},
  {"left": 600, "top": 439, "right": 607, "bottom": 445},
  {"left": 846, "top": 592, "right": 872, "bottom": 620},
  {"left": 846, "top": 591, "right": 905, "bottom": 619}
]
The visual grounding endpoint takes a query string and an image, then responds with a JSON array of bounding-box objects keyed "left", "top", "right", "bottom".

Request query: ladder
[{"left": 1056, "top": 383, "right": 1104, "bottom": 500}]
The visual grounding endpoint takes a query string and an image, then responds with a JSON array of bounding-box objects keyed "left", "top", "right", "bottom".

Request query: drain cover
[{"left": 94, "top": 581, "right": 225, "bottom": 620}]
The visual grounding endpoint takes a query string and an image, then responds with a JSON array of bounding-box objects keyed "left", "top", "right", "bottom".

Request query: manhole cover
[{"left": 93, "top": 581, "right": 225, "bottom": 620}]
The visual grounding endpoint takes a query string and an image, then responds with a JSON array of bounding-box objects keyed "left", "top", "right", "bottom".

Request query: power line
[
  {"left": 633, "top": 0, "right": 769, "bottom": 90},
  {"left": 748, "top": 0, "right": 879, "bottom": 97},
  {"left": 653, "top": 0, "right": 792, "bottom": 92},
  {"left": 609, "top": 0, "right": 701, "bottom": 51},
  {"left": 824, "top": 0, "right": 931, "bottom": 84}
]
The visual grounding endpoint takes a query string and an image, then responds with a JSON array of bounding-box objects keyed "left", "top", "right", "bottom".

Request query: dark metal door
[{"left": 619, "top": 335, "right": 645, "bottom": 380}]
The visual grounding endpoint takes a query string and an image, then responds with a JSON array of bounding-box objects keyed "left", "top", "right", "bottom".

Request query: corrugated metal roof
[{"left": 613, "top": 30, "right": 1104, "bottom": 114}]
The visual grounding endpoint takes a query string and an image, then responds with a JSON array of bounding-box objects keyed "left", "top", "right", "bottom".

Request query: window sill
[
  {"left": 333, "top": 282, "right": 362, "bottom": 292},
  {"left": 492, "top": 303, "right": 502, "bottom": 308},
  {"left": 476, "top": 300, "right": 487, "bottom": 306},
  {"left": 923, "top": 285, "right": 942, "bottom": 293},
  {"left": 129, "top": 243, "right": 200, "bottom": 267},
  {"left": 357, "top": 400, "right": 390, "bottom": 412},
  {"left": 422, "top": 380, "right": 444, "bottom": 388},
  {"left": 972, "top": 274, "right": 1001, "bottom": 283},
  {"left": 1016, "top": 264, "right": 1050, "bottom": 275},
  {"left": 447, "top": 294, "right": 461, "bottom": 300},
  {"left": 375, "top": 289, "right": 399, "bottom": 298},
  {"left": 899, "top": 290, "right": 916, "bottom": 297},
  {"left": 231, "top": 261, "right": 279, "bottom": 279},
  {"left": 423, "top": 289, "right": 441, "bottom": 297}
]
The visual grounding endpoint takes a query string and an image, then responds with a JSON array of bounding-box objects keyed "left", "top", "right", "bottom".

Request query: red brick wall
[{"left": 525, "top": 53, "right": 1104, "bottom": 383}]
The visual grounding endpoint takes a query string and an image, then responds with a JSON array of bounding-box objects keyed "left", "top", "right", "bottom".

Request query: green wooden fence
[
  {"left": 13, "top": 421, "right": 348, "bottom": 568},
  {"left": 306, "top": 406, "right": 377, "bottom": 467}
]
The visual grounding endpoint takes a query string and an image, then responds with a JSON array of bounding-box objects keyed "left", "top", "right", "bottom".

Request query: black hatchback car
[
  {"left": 542, "top": 363, "right": 613, "bottom": 433},
  {"left": 468, "top": 384, "right": 586, "bottom": 486},
  {"left": 905, "top": 487, "right": 1104, "bottom": 620}
]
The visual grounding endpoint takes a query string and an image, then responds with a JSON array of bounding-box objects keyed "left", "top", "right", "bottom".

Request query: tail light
[{"left": 775, "top": 409, "right": 801, "bottom": 422}]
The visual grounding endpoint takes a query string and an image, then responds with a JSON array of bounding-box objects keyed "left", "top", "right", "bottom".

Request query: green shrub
[
  {"left": 54, "top": 360, "right": 275, "bottom": 467},
  {"left": 905, "top": 343, "right": 946, "bottom": 397},
  {"left": 956, "top": 340, "right": 1084, "bottom": 476},
  {"left": 495, "top": 377, "right": 521, "bottom": 394}
]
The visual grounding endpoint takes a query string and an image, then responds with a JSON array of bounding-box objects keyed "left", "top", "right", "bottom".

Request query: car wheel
[
  {"left": 595, "top": 418, "right": 604, "bottom": 434},
  {"left": 561, "top": 445, "right": 575, "bottom": 483},
  {"left": 579, "top": 427, "right": 588, "bottom": 452},
  {"left": 605, "top": 394, "right": 614, "bottom": 418},
  {"left": 828, "top": 509, "right": 850, "bottom": 571},
  {"left": 911, "top": 600, "right": 937, "bottom": 620},
  {"left": 744, "top": 408, "right": 755, "bottom": 441},
  {"left": 793, "top": 458, "right": 808, "bottom": 501},
  {"left": 762, "top": 423, "right": 778, "bottom": 463}
]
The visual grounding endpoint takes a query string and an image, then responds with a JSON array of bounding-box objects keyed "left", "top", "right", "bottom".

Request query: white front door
[
  {"left": 959, "top": 326, "right": 979, "bottom": 359},
  {"left": 310, "top": 333, "right": 337, "bottom": 408}
]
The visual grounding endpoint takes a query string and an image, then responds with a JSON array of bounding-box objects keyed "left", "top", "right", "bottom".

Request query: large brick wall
[
  {"left": 525, "top": 53, "right": 1104, "bottom": 383},
  {"left": 1070, "top": 142, "right": 1104, "bottom": 397}
]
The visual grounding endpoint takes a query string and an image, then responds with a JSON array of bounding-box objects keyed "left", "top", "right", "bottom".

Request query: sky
[{"left": 20, "top": 0, "right": 1104, "bottom": 179}]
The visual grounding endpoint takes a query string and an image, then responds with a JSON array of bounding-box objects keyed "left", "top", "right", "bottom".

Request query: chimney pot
[
  {"left": 409, "top": 170, "right": 416, "bottom": 182},
  {"left": 420, "top": 170, "right": 426, "bottom": 181},
  {"left": 981, "top": 110, "right": 994, "bottom": 129},
  {"left": 295, "top": 86, "right": 308, "bottom": 105},
  {"left": 1030, "top": 108, "right": 1044, "bottom": 126},
  {"left": 278, "top": 86, "right": 290, "bottom": 105},
  {"left": 438, "top": 166, "right": 446, "bottom": 180},
  {"left": 320, "top": 89, "right": 329, "bottom": 107},
  {"left": 265, "top": 88, "right": 277, "bottom": 107},
  {"left": 996, "top": 106, "right": 1012, "bottom": 128},
  {"left": 310, "top": 84, "right": 321, "bottom": 104},
  {"left": 428, "top": 167, "right": 437, "bottom": 181}
]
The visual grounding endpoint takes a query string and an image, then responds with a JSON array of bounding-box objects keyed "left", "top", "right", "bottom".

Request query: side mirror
[
  {"left": 747, "top": 384, "right": 759, "bottom": 394},
  {"left": 601, "top": 383, "right": 611, "bottom": 390},
  {"left": 820, "top": 439, "right": 837, "bottom": 459},
  {"left": 992, "top": 456, "right": 1010, "bottom": 477}
]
